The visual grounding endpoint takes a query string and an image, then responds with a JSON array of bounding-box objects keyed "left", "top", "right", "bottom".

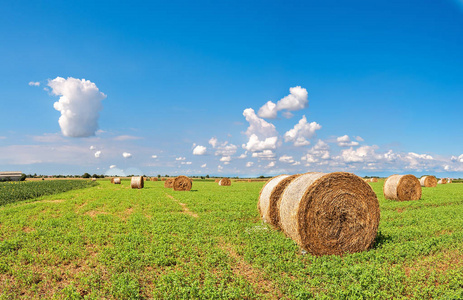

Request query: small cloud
[
  {"left": 257, "top": 86, "right": 308, "bottom": 119},
  {"left": 246, "top": 162, "right": 254, "bottom": 167},
  {"left": 201, "top": 163, "right": 207, "bottom": 168},
  {"left": 181, "top": 161, "right": 192, "bottom": 165},
  {"left": 176, "top": 157, "right": 186, "bottom": 161},
  {"left": 209, "top": 137, "right": 218, "bottom": 148},
  {"left": 94, "top": 151, "right": 102, "bottom": 158},
  {"left": 151, "top": 155, "right": 158, "bottom": 159},
  {"left": 354, "top": 136, "right": 364, "bottom": 142},
  {"left": 29, "top": 81, "right": 40, "bottom": 86},
  {"left": 265, "top": 161, "right": 276, "bottom": 168},
  {"left": 279, "top": 155, "right": 295, "bottom": 164},
  {"left": 224, "top": 161, "right": 230, "bottom": 165},
  {"left": 242, "top": 134, "right": 278, "bottom": 152},
  {"left": 113, "top": 135, "right": 143, "bottom": 141},
  {"left": 109, "top": 165, "right": 116, "bottom": 169},
  {"left": 337, "top": 135, "right": 359, "bottom": 147},
  {"left": 193, "top": 145, "right": 207, "bottom": 155},
  {"left": 237, "top": 153, "right": 247, "bottom": 159},
  {"left": 220, "top": 156, "right": 231, "bottom": 162},
  {"left": 122, "top": 152, "right": 132, "bottom": 158},
  {"left": 90, "top": 145, "right": 95, "bottom": 150},
  {"left": 218, "top": 165, "right": 223, "bottom": 171},
  {"left": 252, "top": 150, "right": 276, "bottom": 160},
  {"left": 284, "top": 115, "right": 321, "bottom": 147}
]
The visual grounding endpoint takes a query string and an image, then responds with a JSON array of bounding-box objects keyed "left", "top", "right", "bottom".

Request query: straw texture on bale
[
  {"left": 173, "top": 176, "right": 192, "bottom": 191},
  {"left": 219, "top": 178, "right": 231, "bottom": 186},
  {"left": 438, "top": 178, "right": 447, "bottom": 184},
  {"left": 150, "top": 177, "right": 158, "bottom": 181},
  {"left": 130, "top": 176, "right": 144, "bottom": 189},
  {"left": 258, "top": 174, "right": 300, "bottom": 230},
  {"left": 110, "top": 177, "right": 114, "bottom": 183},
  {"left": 113, "top": 177, "right": 121, "bottom": 184},
  {"left": 164, "top": 178, "right": 174, "bottom": 188},
  {"left": 383, "top": 174, "right": 421, "bottom": 201},
  {"left": 279, "top": 172, "right": 380, "bottom": 256},
  {"left": 420, "top": 176, "right": 437, "bottom": 187}
]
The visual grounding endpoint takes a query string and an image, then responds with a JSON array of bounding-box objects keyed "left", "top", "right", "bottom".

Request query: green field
[{"left": 0, "top": 180, "right": 462, "bottom": 299}]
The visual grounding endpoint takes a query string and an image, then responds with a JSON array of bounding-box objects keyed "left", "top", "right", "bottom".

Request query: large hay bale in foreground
[
  {"left": 438, "top": 178, "right": 447, "bottom": 184},
  {"left": 279, "top": 172, "right": 380, "bottom": 256},
  {"left": 173, "top": 176, "right": 192, "bottom": 191},
  {"left": 131, "top": 176, "right": 144, "bottom": 189},
  {"left": 420, "top": 176, "right": 437, "bottom": 187},
  {"left": 258, "top": 174, "right": 300, "bottom": 230},
  {"left": 164, "top": 178, "right": 174, "bottom": 188},
  {"left": 384, "top": 174, "right": 421, "bottom": 201},
  {"left": 151, "top": 177, "right": 158, "bottom": 181},
  {"left": 218, "top": 178, "right": 231, "bottom": 186},
  {"left": 279, "top": 172, "right": 380, "bottom": 255},
  {"left": 113, "top": 177, "right": 121, "bottom": 184}
]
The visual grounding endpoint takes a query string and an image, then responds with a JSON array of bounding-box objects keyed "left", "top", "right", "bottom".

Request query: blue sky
[{"left": 0, "top": 0, "right": 462, "bottom": 177}]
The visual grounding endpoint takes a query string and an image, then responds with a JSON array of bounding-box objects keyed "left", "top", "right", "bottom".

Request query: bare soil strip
[
  {"left": 165, "top": 194, "right": 199, "bottom": 218},
  {"left": 218, "top": 240, "right": 281, "bottom": 299}
]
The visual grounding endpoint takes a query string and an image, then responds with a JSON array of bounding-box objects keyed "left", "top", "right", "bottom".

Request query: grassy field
[{"left": 0, "top": 179, "right": 462, "bottom": 299}]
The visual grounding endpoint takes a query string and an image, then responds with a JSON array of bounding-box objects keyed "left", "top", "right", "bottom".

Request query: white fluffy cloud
[
  {"left": 215, "top": 143, "right": 238, "bottom": 156},
  {"left": 29, "top": 81, "right": 40, "bottom": 86},
  {"left": 266, "top": 161, "right": 276, "bottom": 168},
  {"left": 246, "top": 162, "right": 254, "bottom": 167},
  {"left": 209, "top": 137, "right": 218, "bottom": 148},
  {"left": 340, "top": 145, "right": 379, "bottom": 163},
  {"left": 193, "top": 145, "right": 207, "bottom": 155},
  {"left": 48, "top": 77, "right": 106, "bottom": 137},
  {"left": 201, "top": 163, "right": 207, "bottom": 168},
  {"left": 220, "top": 156, "right": 231, "bottom": 162},
  {"left": 284, "top": 115, "right": 321, "bottom": 146},
  {"left": 151, "top": 155, "right": 158, "bottom": 159},
  {"left": 94, "top": 151, "right": 101, "bottom": 158},
  {"left": 89, "top": 145, "right": 96, "bottom": 150},
  {"left": 257, "top": 86, "right": 308, "bottom": 119},
  {"left": 237, "top": 153, "right": 247, "bottom": 159},
  {"left": 109, "top": 165, "right": 116, "bottom": 169},
  {"left": 122, "top": 152, "right": 132, "bottom": 158},
  {"left": 243, "top": 108, "right": 278, "bottom": 138},
  {"left": 302, "top": 140, "right": 331, "bottom": 164},
  {"left": 242, "top": 134, "right": 278, "bottom": 152},
  {"left": 279, "top": 155, "right": 295, "bottom": 164},
  {"left": 337, "top": 135, "right": 360, "bottom": 147},
  {"left": 252, "top": 150, "right": 276, "bottom": 160}
]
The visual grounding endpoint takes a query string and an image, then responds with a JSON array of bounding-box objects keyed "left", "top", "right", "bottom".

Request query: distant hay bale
[
  {"left": 164, "top": 178, "right": 174, "bottom": 188},
  {"left": 258, "top": 174, "right": 300, "bottom": 230},
  {"left": 438, "top": 178, "right": 448, "bottom": 184},
  {"left": 420, "top": 176, "right": 437, "bottom": 187},
  {"left": 370, "top": 178, "right": 378, "bottom": 182},
  {"left": 384, "top": 174, "right": 421, "bottom": 201},
  {"left": 215, "top": 179, "right": 220, "bottom": 183},
  {"left": 113, "top": 177, "right": 121, "bottom": 184},
  {"left": 279, "top": 172, "right": 380, "bottom": 256},
  {"left": 91, "top": 178, "right": 97, "bottom": 181},
  {"left": 110, "top": 177, "right": 115, "bottom": 183},
  {"left": 151, "top": 177, "right": 158, "bottom": 181},
  {"left": 218, "top": 178, "right": 231, "bottom": 186},
  {"left": 173, "top": 176, "right": 192, "bottom": 191},
  {"left": 448, "top": 178, "right": 452, "bottom": 183},
  {"left": 130, "top": 176, "right": 144, "bottom": 189},
  {"left": 248, "top": 179, "right": 252, "bottom": 182}
]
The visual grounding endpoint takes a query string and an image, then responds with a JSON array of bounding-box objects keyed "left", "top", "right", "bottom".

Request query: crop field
[{"left": 0, "top": 180, "right": 463, "bottom": 299}]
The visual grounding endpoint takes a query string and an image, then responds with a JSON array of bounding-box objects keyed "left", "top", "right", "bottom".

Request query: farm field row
[{"left": 0, "top": 180, "right": 462, "bottom": 299}]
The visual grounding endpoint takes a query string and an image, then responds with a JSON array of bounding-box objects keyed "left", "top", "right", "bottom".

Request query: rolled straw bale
[
  {"left": 131, "top": 176, "right": 144, "bottom": 189},
  {"left": 173, "top": 176, "right": 192, "bottom": 191},
  {"left": 258, "top": 174, "right": 301, "bottom": 230},
  {"left": 219, "top": 178, "right": 231, "bottom": 186},
  {"left": 110, "top": 177, "right": 115, "bottom": 183},
  {"left": 370, "top": 178, "right": 378, "bottom": 182},
  {"left": 113, "top": 177, "right": 121, "bottom": 184},
  {"left": 420, "top": 176, "right": 437, "bottom": 187},
  {"left": 248, "top": 179, "right": 252, "bottom": 182},
  {"left": 150, "top": 177, "right": 158, "bottom": 181},
  {"left": 437, "top": 178, "right": 447, "bottom": 184},
  {"left": 384, "top": 174, "right": 421, "bottom": 201},
  {"left": 279, "top": 172, "right": 380, "bottom": 256},
  {"left": 91, "top": 178, "right": 97, "bottom": 181},
  {"left": 448, "top": 178, "right": 452, "bottom": 183},
  {"left": 164, "top": 178, "right": 174, "bottom": 188}
]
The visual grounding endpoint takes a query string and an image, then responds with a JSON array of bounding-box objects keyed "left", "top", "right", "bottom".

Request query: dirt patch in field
[
  {"left": 218, "top": 240, "right": 281, "bottom": 298},
  {"left": 22, "top": 226, "right": 35, "bottom": 233},
  {"left": 165, "top": 194, "right": 198, "bottom": 218},
  {"left": 404, "top": 249, "right": 463, "bottom": 279},
  {"left": 85, "top": 210, "right": 109, "bottom": 218}
]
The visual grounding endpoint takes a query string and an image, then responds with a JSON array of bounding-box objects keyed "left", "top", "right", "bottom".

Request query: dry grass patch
[{"left": 165, "top": 194, "right": 198, "bottom": 218}]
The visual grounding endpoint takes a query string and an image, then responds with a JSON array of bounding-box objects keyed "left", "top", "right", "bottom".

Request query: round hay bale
[
  {"left": 215, "top": 179, "right": 220, "bottom": 183},
  {"left": 384, "top": 174, "right": 421, "bottom": 201},
  {"left": 113, "top": 177, "right": 121, "bottom": 184},
  {"left": 448, "top": 178, "right": 452, "bottom": 183},
  {"left": 164, "top": 178, "right": 174, "bottom": 188},
  {"left": 91, "top": 178, "right": 97, "bottom": 181},
  {"left": 370, "top": 178, "right": 378, "bottom": 182},
  {"left": 110, "top": 177, "right": 115, "bottom": 183},
  {"left": 437, "top": 178, "right": 447, "bottom": 184},
  {"left": 219, "top": 178, "right": 231, "bottom": 186},
  {"left": 151, "top": 177, "right": 158, "bottom": 181},
  {"left": 258, "top": 174, "right": 301, "bottom": 230},
  {"left": 131, "top": 176, "right": 144, "bottom": 189},
  {"left": 248, "top": 179, "right": 252, "bottom": 182},
  {"left": 420, "top": 176, "right": 437, "bottom": 187},
  {"left": 279, "top": 172, "right": 380, "bottom": 256},
  {"left": 173, "top": 176, "right": 192, "bottom": 191}
]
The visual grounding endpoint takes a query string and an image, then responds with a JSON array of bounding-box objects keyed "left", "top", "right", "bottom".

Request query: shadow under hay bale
[
  {"left": 131, "top": 176, "right": 144, "bottom": 189},
  {"left": 218, "top": 178, "right": 231, "bottom": 186},
  {"left": 258, "top": 174, "right": 300, "bottom": 230},
  {"left": 420, "top": 175, "right": 437, "bottom": 187},
  {"left": 164, "top": 178, "right": 174, "bottom": 188},
  {"left": 278, "top": 172, "right": 380, "bottom": 256},
  {"left": 173, "top": 176, "right": 192, "bottom": 191},
  {"left": 384, "top": 174, "right": 421, "bottom": 201}
]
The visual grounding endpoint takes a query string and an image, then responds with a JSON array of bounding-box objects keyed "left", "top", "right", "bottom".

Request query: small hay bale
[
  {"left": 151, "top": 177, "right": 158, "bottom": 181},
  {"left": 370, "top": 178, "right": 378, "bottom": 182},
  {"left": 218, "top": 178, "right": 231, "bottom": 186},
  {"left": 131, "top": 176, "right": 144, "bottom": 189},
  {"left": 173, "top": 176, "right": 192, "bottom": 191},
  {"left": 420, "top": 176, "right": 437, "bottom": 187},
  {"left": 164, "top": 178, "right": 174, "bottom": 188},
  {"left": 91, "top": 178, "right": 97, "bottom": 181},
  {"left": 437, "top": 178, "right": 447, "bottom": 184},
  {"left": 279, "top": 172, "right": 380, "bottom": 256},
  {"left": 248, "top": 179, "right": 252, "bottom": 182},
  {"left": 113, "top": 177, "right": 121, "bottom": 184},
  {"left": 258, "top": 174, "right": 300, "bottom": 230},
  {"left": 384, "top": 174, "right": 421, "bottom": 201},
  {"left": 110, "top": 177, "right": 115, "bottom": 183}
]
